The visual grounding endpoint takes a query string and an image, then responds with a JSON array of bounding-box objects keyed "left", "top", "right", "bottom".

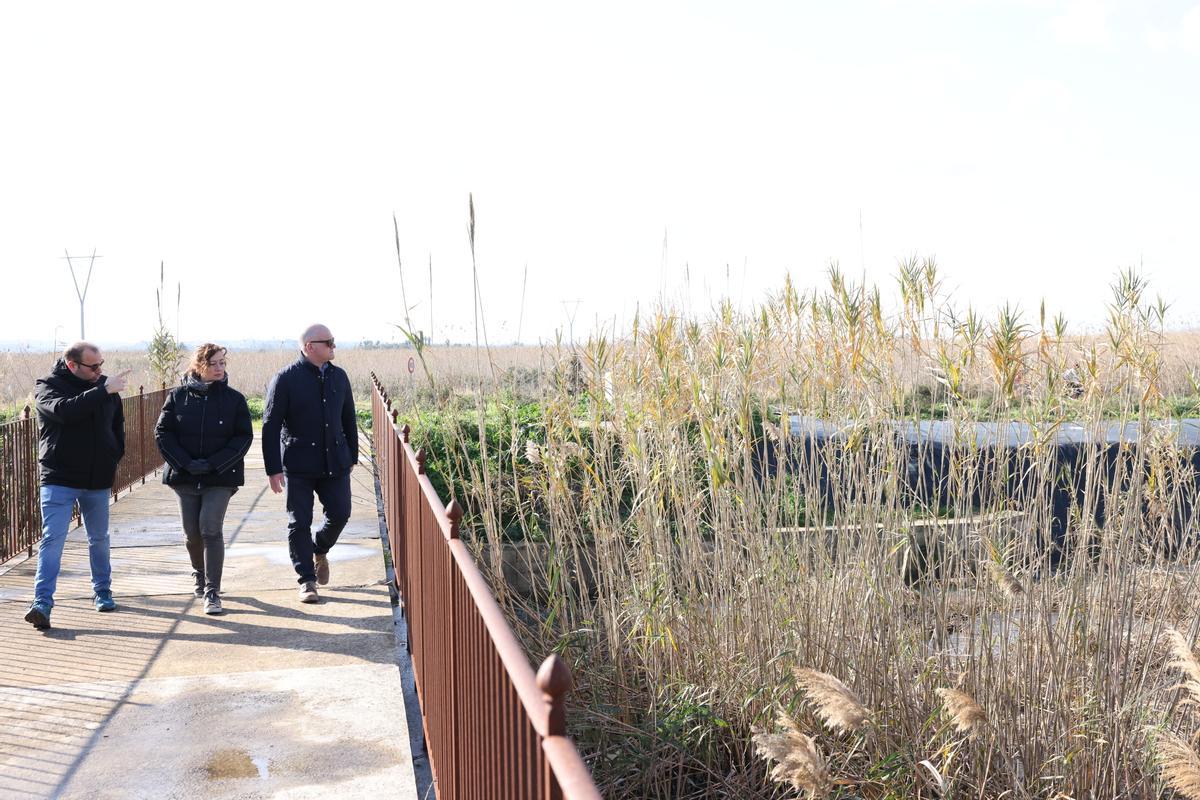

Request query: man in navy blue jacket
[{"left": 262, "top": 324, "right": 358, "bottom": 603}]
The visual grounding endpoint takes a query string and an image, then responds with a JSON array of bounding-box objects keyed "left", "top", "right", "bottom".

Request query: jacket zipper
[{"left": 197, "top": 393, "right": 208, "bottom": 490}]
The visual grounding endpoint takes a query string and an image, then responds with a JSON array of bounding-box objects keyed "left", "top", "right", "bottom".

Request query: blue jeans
[{"left": 33, "top": 485, "right": 113, "bottom": 607}]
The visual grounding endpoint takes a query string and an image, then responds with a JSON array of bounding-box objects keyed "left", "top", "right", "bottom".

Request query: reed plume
[
  {"left": 1165, "top": 629, "right": 1200, "bottom": 708},
  {"left": 935, "top": 688, "right": 987, "bottom": 737},
  {"left": 793, "top": 668, "right": 870, "bottom": 733},
  {"left": 752, "top": 710, "right": 832, "bottom": 798},
  {"left": 984, "top": 558, "right": 1022, "bottom": 597},
  {"left": 1155, "top": 729, "right": 1200, "bottom": 800}
]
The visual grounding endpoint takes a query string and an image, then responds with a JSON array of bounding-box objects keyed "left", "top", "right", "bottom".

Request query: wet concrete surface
[{"left": 0, "top": 435, "right": 417, "bottom": 799}]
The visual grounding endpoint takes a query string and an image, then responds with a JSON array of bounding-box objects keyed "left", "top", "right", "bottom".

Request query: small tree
[{"left": 147, "top": 262, "right": 185, "bottom": 388}]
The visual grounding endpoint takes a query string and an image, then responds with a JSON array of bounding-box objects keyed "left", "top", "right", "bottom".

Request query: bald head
[{"left": 300, "top": 324, "right": 336, "bottom": 366}]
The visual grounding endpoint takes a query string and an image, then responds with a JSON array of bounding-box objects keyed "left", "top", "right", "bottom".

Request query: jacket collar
[
  {"left": 50, "top": 358, "right": 106, "bottom": 391},
  {"left": 296, "top": 355, "right": 329, "bottom": 374},
  {"left": 182, "top": 372, "right": 228, "bottom": 394}
]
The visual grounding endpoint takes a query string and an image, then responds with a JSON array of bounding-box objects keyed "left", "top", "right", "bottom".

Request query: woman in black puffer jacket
[{"left": 155, "top": 343, "right": 253, "bottom": 615}]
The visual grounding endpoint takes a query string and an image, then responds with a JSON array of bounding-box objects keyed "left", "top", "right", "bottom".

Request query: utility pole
[
  {"left": 61, "top": 249, "right": 101, "bottom": 339},
  {"left": 561, "top": 299, "right": 582, "bottom": 346}
]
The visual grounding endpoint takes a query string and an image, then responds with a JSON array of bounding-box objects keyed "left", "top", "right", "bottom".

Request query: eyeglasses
[
  {"left": 307, "top": 338, "right": 335, "bottom": 347},
  {"left": 78, "top": 360, "right": 104, "bottom": 371}
]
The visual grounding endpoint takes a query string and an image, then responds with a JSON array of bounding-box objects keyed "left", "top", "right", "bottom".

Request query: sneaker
[
  {"left": 314, "top": 553, "right": 330, "bottom": 586},
  {"left": 203, "top": 589, "right": 223, "bottom": 615},
  {"left": 94, "top": 590, "right": 117, "bottom": 613},
  {"left": 298, "top": 581, "right": 319, "bottom": 604},
  {"left": 192, "top": 571, "right": 205, "bottom": 598},
  {"left": 24, "top": 601, "right": 51, "bottom": 630}
]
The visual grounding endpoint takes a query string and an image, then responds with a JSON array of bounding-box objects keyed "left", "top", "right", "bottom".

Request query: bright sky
[{"left": 2, "top": 1, "right": 1198, "bottom": 349}]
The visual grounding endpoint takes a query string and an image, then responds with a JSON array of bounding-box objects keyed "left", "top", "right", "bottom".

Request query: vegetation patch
[{"left": 380, "top": 265, "right": 1200, "bottom": 798}]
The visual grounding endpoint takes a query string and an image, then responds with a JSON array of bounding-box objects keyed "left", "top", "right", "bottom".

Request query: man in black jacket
[
  {"left": 24, "top": 342, "right": 131, "bottom": 630},
  {"left": 262, "top": 324, "right": 358, "bottom": 603}
]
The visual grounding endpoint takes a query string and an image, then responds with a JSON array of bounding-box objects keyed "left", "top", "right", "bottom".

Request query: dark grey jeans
[{"left": 172, "top": 486, "right": 235, "bottom": 593}]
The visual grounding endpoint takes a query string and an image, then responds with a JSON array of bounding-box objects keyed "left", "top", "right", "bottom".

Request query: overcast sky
[{"left": 2, "top": 1, "right": 1198, "bottom": 349}]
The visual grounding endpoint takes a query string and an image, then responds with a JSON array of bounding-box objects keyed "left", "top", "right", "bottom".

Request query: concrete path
[{"left": 0, "top": 436, "right": 419, "bottom": 799}]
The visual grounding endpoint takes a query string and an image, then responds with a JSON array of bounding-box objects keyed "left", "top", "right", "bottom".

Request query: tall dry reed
[{"left": 393, "top": 264, "right": 1200, "bottom": 797}]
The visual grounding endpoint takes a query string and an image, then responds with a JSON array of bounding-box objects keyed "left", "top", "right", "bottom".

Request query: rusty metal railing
[
  {"left": 113, "top": 386, "right": 169, "bottom": 499},
  {"left": 371, "top": 374, "right": 601, "bottom": 800},
  {"left": 0, "top": 407, "right": 41, "bottom": 566},
  {"left": 0, "top": 385, "right": 169, "bottom": 565}
]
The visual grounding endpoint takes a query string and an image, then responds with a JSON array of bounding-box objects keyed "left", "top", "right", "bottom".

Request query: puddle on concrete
[{"left": 205, "top": 749, "right": 272, "bottom": 780}]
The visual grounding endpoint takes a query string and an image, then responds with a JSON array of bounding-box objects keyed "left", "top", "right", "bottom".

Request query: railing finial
[
  {"left": 537, "top": 654, "right": 573, "bottom": 736},
  {"left": 446, "top": 499, "right": 463, "bottom": 539},
  {"left": 22, "top": 404, "right": 30, "bottom": 420},
  {"left": 401, "top": 422, "right": 411, "bottom": 442},
  {"left": 416, "top": 447, "right": 427, "bottom": 475},
  {"left": 138, "top": 384, "right": 144, "bottom": 395},
  {"left": 392, "top": 409, "right": 400, "bottom": 427}
]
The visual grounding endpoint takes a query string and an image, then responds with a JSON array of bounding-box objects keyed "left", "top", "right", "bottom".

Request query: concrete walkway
[{"left": 0, "top": 436, "right": 419, "bottom": 799}]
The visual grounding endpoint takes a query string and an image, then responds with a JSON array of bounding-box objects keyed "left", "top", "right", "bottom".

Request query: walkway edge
[{"left": 373, "top": 453, "right": 435, "bottom": 799}]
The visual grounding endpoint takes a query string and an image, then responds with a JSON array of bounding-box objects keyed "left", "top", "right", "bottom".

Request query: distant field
[{"left": 0, "top": 344, "right": 548, "bottom": 418}]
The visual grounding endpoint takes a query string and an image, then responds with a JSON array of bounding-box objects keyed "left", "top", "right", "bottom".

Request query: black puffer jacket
[
  {"left": 35, "top": 359, "right": 126, "bottom": 490},
  {"left": 261, "top": 357, "right": 357, "bottom": 477},
  {"left": 155, "top": 374, "right": 253, "bottom": 489}
]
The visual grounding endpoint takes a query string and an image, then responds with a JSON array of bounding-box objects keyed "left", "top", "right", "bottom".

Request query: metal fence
[
  {"left": 113, "top": 386, "right": 170, "bottom": 498},
  {"left": 0, "top": 386, "right": 169, "bottom": 565},
  {"left": 371, "top": 374, "right": 601, "bottom": 800}
]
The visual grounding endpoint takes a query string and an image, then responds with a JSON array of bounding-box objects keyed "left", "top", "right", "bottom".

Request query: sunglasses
[{"left": 307, "top": 338, "right": 335, "bottom": 347}]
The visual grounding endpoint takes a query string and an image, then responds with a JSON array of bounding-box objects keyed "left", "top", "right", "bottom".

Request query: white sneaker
[
  {"left": 298, "top": 582, "right": 319, "bottom": 604},
  {"left": 203, "top": 590, "right": 223, "bottom": 615}
]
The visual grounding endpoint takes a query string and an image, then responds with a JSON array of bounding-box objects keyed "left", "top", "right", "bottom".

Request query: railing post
[
  {"left": 537, "top": 654, "right": 573, "bottom": 737},
  {"left": 446, "top": 499, "right": 462, "bottom": 540},
  {"left": 138, "top": 386, "right": 146, "bottom": 484},
  {"left": 23, "top": 405, "right": 32, "bottom": 558},
  {"left": 446, "top": 499, "right": 463, "bottom": 794}
]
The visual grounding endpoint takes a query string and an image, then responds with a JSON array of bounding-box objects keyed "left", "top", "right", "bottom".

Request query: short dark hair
[{"left": 63, "top": 341, "right": 98, "bottom": 363}]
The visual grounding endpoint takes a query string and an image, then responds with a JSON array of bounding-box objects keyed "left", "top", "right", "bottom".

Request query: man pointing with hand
[{"left": 24, "top": 342, "right": 130, "bottom": 630}]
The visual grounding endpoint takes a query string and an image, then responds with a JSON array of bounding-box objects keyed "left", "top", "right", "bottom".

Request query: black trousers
[
  {"left": 285, "top": 471, "right": 352, "bottom": 585},
  {"left": 173, "top": 485, "right": 234, "bottom": 592}
]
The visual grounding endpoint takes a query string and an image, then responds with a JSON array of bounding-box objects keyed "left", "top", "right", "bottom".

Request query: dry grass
[
  {"left": 400, "top": 265, "right": 1200, "bottom": 797},
  {"left": 0, "top": 345, "right": 545, "bottom": 413}
]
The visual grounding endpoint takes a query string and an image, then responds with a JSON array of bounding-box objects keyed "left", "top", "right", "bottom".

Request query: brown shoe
[
  {"left": 314, "top": 553, "right": 330, "bottom": 586},
  {"left": 298, "top": 582, "right": 319, "bottom": 604}
]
